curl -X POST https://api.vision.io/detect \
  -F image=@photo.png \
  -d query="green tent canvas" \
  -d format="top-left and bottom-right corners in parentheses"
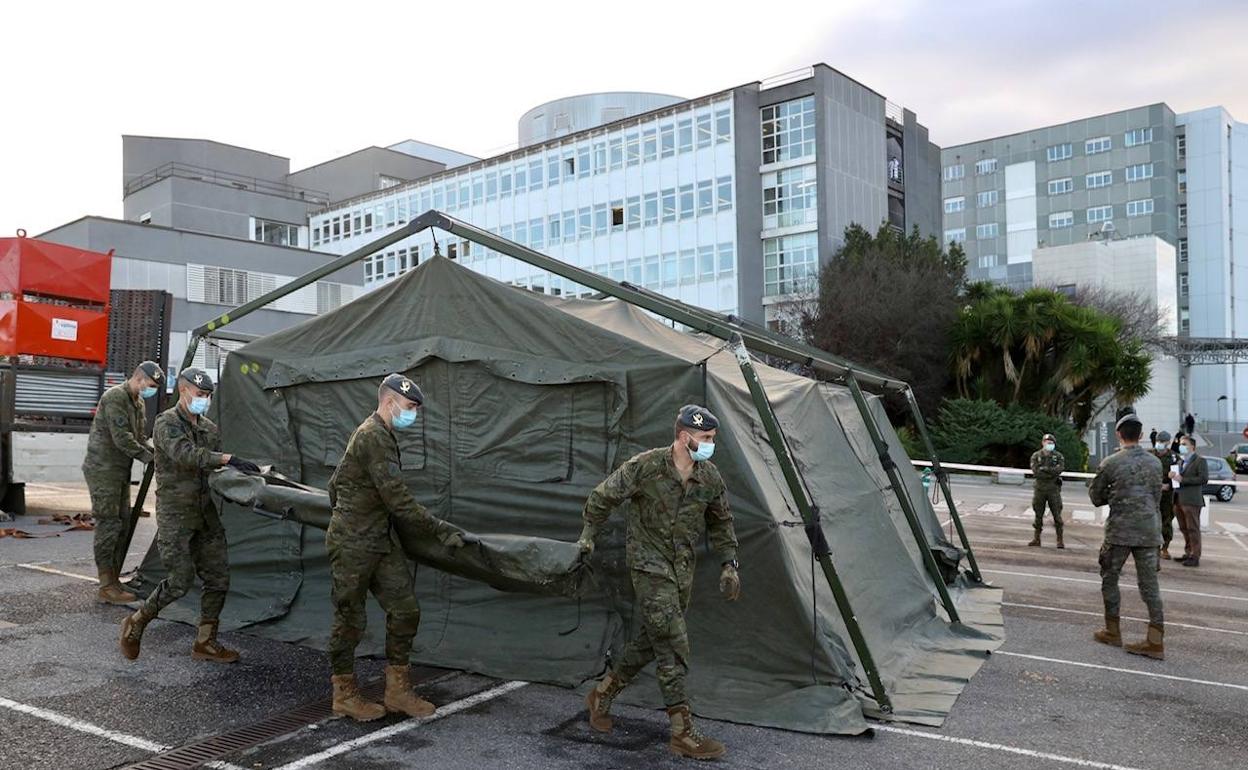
top-left (134, 254), bottom-right (1002, 735)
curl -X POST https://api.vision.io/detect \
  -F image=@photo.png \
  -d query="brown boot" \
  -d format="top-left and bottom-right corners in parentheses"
top-left (1124, 624), bottom-right (1164, 660)
top-left (1028, 530), bottom-right (1041, 547)
top-left (331, 674), bottom-right (386, 722)
top-left (1055, 531), bottom-right (1065, 549)
top-left (383, 664), bottom-right (436, 718)
top-left (1093, 615), bottom-right (1122, 647)
top-left (119, 608), bottom-right (153, 660)
top-left (96, 570), bottom-right (137, 605)
top-left (667, 704), bottom-right (725, 760)
top-left (191, 620), bottom-right (240, 663)
top-left (1160, 547), bottom-right (1172, 560)
top-left (586, 671), bottom-right (627, 733)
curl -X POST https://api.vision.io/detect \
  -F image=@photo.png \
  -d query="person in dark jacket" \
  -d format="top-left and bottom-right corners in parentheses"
top-left (1171, 435), bottom-right (1208, 567)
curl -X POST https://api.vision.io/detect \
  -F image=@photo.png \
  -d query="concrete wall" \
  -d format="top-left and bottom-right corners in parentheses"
top-left (902, 109), bottom-right (942, 239)
top-left (288, 148), bottom-right (445, 205)
top-left (124, 177), bottom-right (318, 239)
top-left (12, 433), bottom-right (90, 483)
top-left (123, 136), bottom-right (290, 188)
top-left (731, 86), bottom-right (765, 324)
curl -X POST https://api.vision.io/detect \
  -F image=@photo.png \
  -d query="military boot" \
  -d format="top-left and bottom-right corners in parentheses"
top-left (191, 620), bottom-right (240, 663)
top-left (383, 664), bottom-right (436, 718)
top-left (1093, 615), bottom-right (1122, 647)
top-left (119, 607), bottom-right (154, 660)
top-left (1160, 547), bottom-right (1172, 560)
top-left (586, 671), bottom-right (627, 733)
top-left (667, 704), bottom-right (725, 760)
top-left (331, 674), bottom-right (386, 722)
top-left (1124, 624), bottom-right (1164, 660)
top-left (1028, 530), bottom-right (1041, 547)
top-left (96, 570), bottom-right (137, 605)
top-left (1055, 530), bottom-right (1065, 549)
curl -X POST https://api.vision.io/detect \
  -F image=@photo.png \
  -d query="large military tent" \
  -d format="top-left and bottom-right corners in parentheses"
top-left (133, 253), bottom-right (1002, 735)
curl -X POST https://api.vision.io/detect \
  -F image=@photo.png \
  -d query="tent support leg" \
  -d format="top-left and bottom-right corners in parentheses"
top-left (844, 373), bottom-right (961, 624)
top-left (729, 335), bottom-right (892, 714)
top-left (903, 387), bottom-right (982, 583)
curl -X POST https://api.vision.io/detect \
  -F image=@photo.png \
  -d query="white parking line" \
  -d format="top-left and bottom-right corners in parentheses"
top-left (1002, 602), bottom-right (1248, 637)
top-left (16, 564), bottom-right (98, 582)
top-left (875, 724), bottom-right (1144, 769)
top-left (982, 568), bottom-right (1248, 602)
top-left (0, 695), bottom-right (246, 770)
top-left (1227, 533), bottom-right (1248, 554)
top-left (270, 680), bottom-right (529, 770)
top-left (994, 651), bottom-right (1248, 692)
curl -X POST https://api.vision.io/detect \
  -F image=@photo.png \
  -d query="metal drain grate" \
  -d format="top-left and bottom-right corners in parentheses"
top-left (122, 667), bottom-right (440, 769)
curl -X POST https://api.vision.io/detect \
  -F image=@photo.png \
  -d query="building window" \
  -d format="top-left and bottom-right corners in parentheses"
top-left (1125, 127), bottom-right (1154, 147)
top-left (1177, 134), bottom-right (1187, 160)
top-left (1085, 136), bottom-right (1112, 155)
top-left (762, 165), bottom-right (818, 229)
top-left (660, 124), bottom-right (675, 158)
top-left (577, 146), bottom-right (591, 178)
top-left (1179, 238), bottom-right (1188, 263)
top-left (594, 204), bottom-right (609, 236)
top-left (975, 158), bottom-right (998, 175)
top-left (1049, 211), bottom-right (1074, 229)
top-left (1179, 308), bottom-right (1190, 334)
top-left (609, 137), bottom-right (624, 170)
top-left (976, 222), bottom-right (999, 239)
top-left (1047, 143), bottom-right (1073, 162)
top-left (977, 254), bottom-right (998, 269)
top-left (1178, 170), bottom-right (1187, 194)
top-left (626, 196), bottom-right (642, 230)
top-left (1126, 198), bottom-right (1155, 217)
top-left (696, 113), bottom-right (714, 148)
top-left (716, 176), bottom-right (733, 211)
top-left (642, 129), bottom-right (658, 162)
top-left (677, 119), bottom-right (694, 153)
top-left (718, 242), bottom-right (735, 277)
top-left (1178, 203), bottom-right (1187, 227)
top-left (661, 188), bottom-right (677, 222)
top-left (761, 96), bottom-right (816, 165)
top-left (715, 108), bottom-right (732, 143)
top-left (252, 218), bottom-right (300, 247)
top-left (611, 203), bottom-right (625, 229)
top-left (378, 174), bottom-right (404, 190)
top-left (678, 184), bottom-right (696, 220)
top-left (1087, 205), bottom-right (1114, 224)
top-left (944, 228), bottom-right (966, 244)
top-left (1048, 177), bottom-right (1073, 195)
top-left (625, 133), bottom-right (641, 166)
top-left (763, 232), bottom-right (818, 296)
top-left (944, 196), bottom-right (965, 214)
top-left (1086, 170), bottom-right (1113, 189)
top-left (643, 193), bottom-right (659, 226)
top-left (943, 164), bottom-right (965, 182)
top-left (1179, 273), bottom-right (1189, 297)
top-left (697, 180), bottom-right (714, 216)
top-left (977, 190), bottom-right (999, 208)
top-left (1125, 163), bottom-right (1154, 182)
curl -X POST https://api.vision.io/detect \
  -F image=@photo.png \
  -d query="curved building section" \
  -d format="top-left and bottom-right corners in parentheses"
top-left (519, 92), bottom-right (685, 146)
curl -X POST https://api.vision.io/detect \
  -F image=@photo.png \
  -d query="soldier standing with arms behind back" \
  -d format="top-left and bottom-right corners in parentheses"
top-left (1091, 412), bottom-right (1166, 660)
top-left (577, 405), bottom-right (740, 761)
top-left (118, 368), bottom-right (260, 662)
top-left (1029, 433), bottom-right (1066, 548)
top-left (83, 361), bottom-right (162, 604)
top-left (326, 374), bottom-right (469, 723)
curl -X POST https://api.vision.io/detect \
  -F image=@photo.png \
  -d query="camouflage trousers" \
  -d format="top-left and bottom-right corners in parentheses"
top-left (1032, 485), bottom-right (1063, 532)
top-left (1099, 544), bottom-right (1164, 627)
top-left (141, 522), bottom-right (229, 623)
top-left (1159, 492), bottom-right (1175, 548)
top-left (85, 467), bottom-right (131, 574)
top-left (613, 570), bottom-right (694, 708)
top-left (327, 545), bottom-right (421, 676)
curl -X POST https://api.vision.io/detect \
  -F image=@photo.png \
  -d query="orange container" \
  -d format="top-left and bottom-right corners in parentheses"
top-left (0, 232), bottom-right (112, 305)
top-left (0, 300), bottom-right (110, 363)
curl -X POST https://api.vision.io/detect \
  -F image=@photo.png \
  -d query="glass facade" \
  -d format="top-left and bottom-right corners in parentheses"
top-left (763, 232), bottom-right (818, 296)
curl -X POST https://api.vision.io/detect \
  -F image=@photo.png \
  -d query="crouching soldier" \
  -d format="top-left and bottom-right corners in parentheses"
top-left (577, 405), bottom-right (740, 760)
top-left (326, 373), bottom-right (469, 722)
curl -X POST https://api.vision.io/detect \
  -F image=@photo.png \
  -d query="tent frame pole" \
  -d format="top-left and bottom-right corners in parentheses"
top-left (844, 372), bottom-right (961, 623)
top-left (903, 387), bottom-right (982, 582)
top-left (729, 335), bottom-right (892, 714)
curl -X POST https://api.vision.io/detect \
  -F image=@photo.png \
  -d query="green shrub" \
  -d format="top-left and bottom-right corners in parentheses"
top-left (931, 398), bottom-right (1089, 471)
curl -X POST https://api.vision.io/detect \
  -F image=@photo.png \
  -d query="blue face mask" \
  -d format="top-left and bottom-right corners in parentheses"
top-left (1155, 443), bottom-right (1168, 452)
top-left (140, 386), bottom-right (158, 400)
top-left (188, 396), bottom-right (211, 415)
top-left (689, 439), bottom-right (715, 462)
top-left (1043, 443), bottom-right (1055, 452)
top-left (393, 408), bottom-right (418, 430)
top-left (1179, 444), bottom-right (1191, 456)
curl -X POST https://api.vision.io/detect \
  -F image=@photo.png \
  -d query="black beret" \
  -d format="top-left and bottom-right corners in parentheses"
top-left (179, 367), bottom-right (214, 392)
top-left (677, 404), bottom-right (718, 431)
top-left (383, 373), bottom-right (424, 405)
top-left (138, 361), bottom-right (163, 381)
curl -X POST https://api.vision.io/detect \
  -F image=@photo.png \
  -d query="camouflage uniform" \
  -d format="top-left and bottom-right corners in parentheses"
top-left (1030, 448), bottom-right (1066, 534)
top-left (582, 446), bottom-right (738, 707)
top-left (138, 404), bottom-right (229, 622)
top-left (326, 413), bottom-right (448, 676)
top-left (1089, 445), bottom-right (1164, 627)
top-left (1152, 446), bottom-right (1178, 550)
top-left (82, 384), bottom-right (152, 574)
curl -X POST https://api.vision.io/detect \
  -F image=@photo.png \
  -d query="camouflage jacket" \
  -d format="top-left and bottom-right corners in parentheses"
top-left (327, 413), bottom-right (444, 554)
top-left (1030, 449), bottom-right (1065, 489)
top-left (582, 446), bottom-right (738, 581)
top-left (1152, 448), bottom-right (1178, 498)
top-left (82, 384), bottom-right (152, 473)
top-left (1089, 445), bottom-right (1163, 547)
top-left (153, 404), bottom-right (224, 530)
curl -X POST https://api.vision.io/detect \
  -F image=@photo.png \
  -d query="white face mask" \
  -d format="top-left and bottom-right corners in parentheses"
top-left (1043, 443), bottom-right (1055, 452)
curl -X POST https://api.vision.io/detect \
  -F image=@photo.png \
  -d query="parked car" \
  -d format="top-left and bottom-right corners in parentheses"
top-left (1230, 443), bottom-right (1248, 473)
top-left (1202, 456), bottom-right (1237, 502)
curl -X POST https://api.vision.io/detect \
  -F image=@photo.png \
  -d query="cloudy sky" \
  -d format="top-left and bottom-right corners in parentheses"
top-left (3, 0), bottom-right (1245, 237)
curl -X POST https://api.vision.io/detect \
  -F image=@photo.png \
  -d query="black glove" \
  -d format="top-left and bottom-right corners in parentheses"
top-left (227, 457), bottom-right (262, 474)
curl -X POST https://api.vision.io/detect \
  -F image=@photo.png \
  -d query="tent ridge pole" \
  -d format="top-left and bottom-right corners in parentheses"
top-left (729, 334), bottom-right (892, 714)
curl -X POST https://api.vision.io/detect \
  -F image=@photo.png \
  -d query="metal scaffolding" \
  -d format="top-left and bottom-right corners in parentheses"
top-left (1156, 337), bottom-right (1248, 366)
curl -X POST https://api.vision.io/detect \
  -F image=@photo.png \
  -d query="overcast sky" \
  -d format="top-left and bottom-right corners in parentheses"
top-left (3, 0), bottom-right (1245, 237)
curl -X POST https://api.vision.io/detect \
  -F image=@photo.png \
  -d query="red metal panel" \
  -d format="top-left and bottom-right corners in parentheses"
top-left (0, 300), bottom-right (109, 363)
top-left (0, 235), bottom-right (112, 304)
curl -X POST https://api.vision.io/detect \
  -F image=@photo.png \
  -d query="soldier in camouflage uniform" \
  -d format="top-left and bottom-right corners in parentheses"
top-left (83, 361), bottom-right (162, 604)
top-left (119, 368), bottom-right (260, 663)
top-left (578, 405), bottom-right (740, 761)
top-left (1151, 430), bottom-right (1179, 562)
top-left (326, 373), bottom-right (468, 723)
top-left (1089, 412), bottom-right (1166, 659)
top-left (1029, 433), bottom-right (1066, 548)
